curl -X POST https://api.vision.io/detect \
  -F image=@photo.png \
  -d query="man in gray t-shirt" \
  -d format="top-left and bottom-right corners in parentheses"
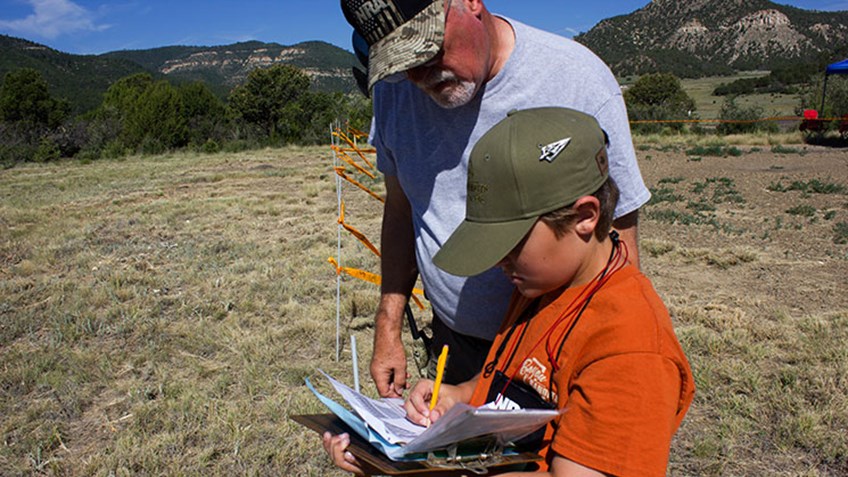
top-left (341, 0), bottom-right (650, 398)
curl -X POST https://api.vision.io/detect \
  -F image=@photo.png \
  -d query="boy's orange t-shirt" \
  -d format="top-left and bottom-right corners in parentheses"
top-left (469, 265), bottom-right (694, 477)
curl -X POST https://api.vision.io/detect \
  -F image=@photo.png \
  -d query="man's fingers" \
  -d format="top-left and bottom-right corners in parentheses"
top-left (373, 375), bottom-right (393, 397)
top-left (372, 361), bottom-right (407, 398)
top-left (391, 368), bottom-right (408, 395)
top-left (371, 333), bottom-right (409, 397)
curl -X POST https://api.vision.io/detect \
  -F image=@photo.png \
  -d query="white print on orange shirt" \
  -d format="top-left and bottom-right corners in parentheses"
top-left (486, 394), bottom-right (522, 411)
top-left (520, 358), bottom-right (558, 403)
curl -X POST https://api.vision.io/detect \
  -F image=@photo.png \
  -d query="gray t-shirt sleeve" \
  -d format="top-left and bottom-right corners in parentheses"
top-left (594, 92), bottom-right (651, 218)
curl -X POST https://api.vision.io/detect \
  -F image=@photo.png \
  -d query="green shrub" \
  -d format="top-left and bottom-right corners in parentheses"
top-left (771, 145), bottom-right (799, 154)
top-left (648, 187), bottom-right (685, 205)
top-left (804, 179), bottom-right (846, 195)
top-left (726, 147), bottom-right (743, 157)
top-left (139, 136), bottom-right (166, 156)
top-left (833, 222), bottom-right (848, 244)
top-left (0, 142), bottom-right (36, 165)
top-left (686, 145), bottom-right (725, 157)
top-left (222, 139), bottom-right (254, 153)
top-left (202, 139), bottom-right (221, 154)
top-left (769, 179), bottom-right (846, 195)
top-left (688, 200), bottom-right (716, 212)
top-left (646, 209), bottom-right (701, 225)
top-left (75, 148), bottom-right (100, 162)
top-left (786, 205), bottom-right (817, 217)
top-left (33, 138), bottom-right (61, 163)
top-left (625, 73), bottom-right (696, 134)
top-left (716, 97), bottom-right (779, 135)
top-left (101, 140), bottom-right (128, 159)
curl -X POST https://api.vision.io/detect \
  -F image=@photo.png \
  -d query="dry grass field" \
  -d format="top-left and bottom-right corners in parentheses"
top-left (1, 136), bottom-right (846, 476)
top-left (679, 73), bottom-right (801, 120)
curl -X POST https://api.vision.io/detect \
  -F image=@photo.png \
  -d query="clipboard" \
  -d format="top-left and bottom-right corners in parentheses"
top-left (291, 413), bottom-right (543, 476)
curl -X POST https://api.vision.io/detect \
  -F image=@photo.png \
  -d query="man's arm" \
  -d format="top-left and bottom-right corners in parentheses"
top-left (371, 175), bottom-right (419, 398)
top-left (612, 209), bottom-right (640, 270)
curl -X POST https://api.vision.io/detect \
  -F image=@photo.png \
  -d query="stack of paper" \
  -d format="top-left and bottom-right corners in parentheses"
top-left (306, 370), bottom-right (560, 461)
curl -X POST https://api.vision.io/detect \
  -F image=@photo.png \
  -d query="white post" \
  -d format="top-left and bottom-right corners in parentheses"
top-left (351, 334), bottom-right (360, 392)
top-left (332, 121), bottom-right (343, 362)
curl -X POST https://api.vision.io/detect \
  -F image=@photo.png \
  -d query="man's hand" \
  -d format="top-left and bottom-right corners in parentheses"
top-left (371, 174), bottom-right (418, 398)
top-left (370, 319), bottom-right (409, 397)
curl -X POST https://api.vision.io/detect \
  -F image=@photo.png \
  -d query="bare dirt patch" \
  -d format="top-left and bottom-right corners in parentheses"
top-left (639, 144), bottom-right (846, 311)
top-left (636, 144), bottom-right (848, 475)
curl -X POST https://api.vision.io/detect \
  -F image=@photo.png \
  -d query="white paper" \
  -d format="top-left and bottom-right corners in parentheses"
top-left (312, 370), bottom-right (561, 458)
top-left (402, 404), bottom-right (561, 454)
top-left (319, 369), bottom-right (425, 444)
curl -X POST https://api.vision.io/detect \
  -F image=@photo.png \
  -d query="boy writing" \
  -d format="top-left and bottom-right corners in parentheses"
top-left (324, 107), bottom-right (694, 476)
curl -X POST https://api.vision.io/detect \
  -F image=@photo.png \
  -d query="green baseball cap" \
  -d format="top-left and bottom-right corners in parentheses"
top-left (433, 107), bottom-right (610, 277)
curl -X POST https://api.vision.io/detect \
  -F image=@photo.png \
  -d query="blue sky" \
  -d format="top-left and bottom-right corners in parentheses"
top-left (1, 0), bottom-right (847, 55)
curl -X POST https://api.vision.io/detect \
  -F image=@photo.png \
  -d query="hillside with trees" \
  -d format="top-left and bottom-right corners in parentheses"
top-left (1, 35), bottom-right (359, 114)
top-left (0, 65), bottom-right (371, 166)
top-left (0, 35), bottom-right (149, 114)
top-left (576, 0), bottom-right (848, 78)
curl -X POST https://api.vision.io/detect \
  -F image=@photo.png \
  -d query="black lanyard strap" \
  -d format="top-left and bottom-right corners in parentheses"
top-left (482, 298), bottom-right (539, 379)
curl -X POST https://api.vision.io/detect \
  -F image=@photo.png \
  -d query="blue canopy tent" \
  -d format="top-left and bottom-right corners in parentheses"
top-left (819, 58), bottom-right (848, 113)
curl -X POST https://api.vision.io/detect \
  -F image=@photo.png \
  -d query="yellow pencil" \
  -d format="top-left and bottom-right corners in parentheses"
top-left (429, 345), bottom-right (449, 411)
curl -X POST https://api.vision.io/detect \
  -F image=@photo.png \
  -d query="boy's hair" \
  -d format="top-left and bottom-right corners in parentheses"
top-left (540, 177), bottom-right (620, 241)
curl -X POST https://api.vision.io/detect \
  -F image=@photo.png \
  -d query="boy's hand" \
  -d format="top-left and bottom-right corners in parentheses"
top-left (404, 380), bottom-right (468, 426)
top-left (321, 432), bottom-right (367, 476)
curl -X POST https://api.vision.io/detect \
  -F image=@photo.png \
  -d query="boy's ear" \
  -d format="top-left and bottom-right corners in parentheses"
top-left (572, 196), bottom-right (601, 237)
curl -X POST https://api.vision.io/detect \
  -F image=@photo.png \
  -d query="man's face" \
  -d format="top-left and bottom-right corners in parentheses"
top-left (405, 1), bottom-right (489, 108)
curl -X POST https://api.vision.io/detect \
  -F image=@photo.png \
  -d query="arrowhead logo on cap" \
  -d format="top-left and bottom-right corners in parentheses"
top-left (538, 137), bottom-right (571, 162)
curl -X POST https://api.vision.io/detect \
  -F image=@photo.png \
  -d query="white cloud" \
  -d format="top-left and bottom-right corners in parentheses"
top-left (0, 0), bottom-right (109, 39)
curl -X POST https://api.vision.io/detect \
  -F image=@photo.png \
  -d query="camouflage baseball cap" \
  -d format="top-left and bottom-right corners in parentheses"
top-left (341, 0), bottom-right (445, 90)
top-left (434, 107), bottom-right (610, 277)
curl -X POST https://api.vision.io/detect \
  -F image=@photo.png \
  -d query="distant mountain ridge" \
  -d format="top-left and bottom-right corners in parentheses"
top-left (0, 35), bottom-right (358, 113)
top-left (0, 35), bottom-right (148, 113)
top-left (102, 40), bottom-right (357, 97)
top-left (575, 0), bottom-right (848, 77)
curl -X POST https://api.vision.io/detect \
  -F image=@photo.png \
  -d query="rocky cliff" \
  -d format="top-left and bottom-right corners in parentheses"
top-left (576, 0), bottom-right (848, 77)
top-left (104, 40), bottom-right (358, 95)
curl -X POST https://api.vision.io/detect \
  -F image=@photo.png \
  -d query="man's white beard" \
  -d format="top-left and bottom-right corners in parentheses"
top-left (416, 69), bottom-right (477, 109)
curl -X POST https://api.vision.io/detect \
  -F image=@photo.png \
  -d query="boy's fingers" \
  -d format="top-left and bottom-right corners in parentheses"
top-left (403, 399), bottom-right (428, 426)
top-left (404, 380), bottom-right (435, 425)
top-left (410, 389), bottom-right (430, 413)
top-left (321, 432), bottom-right (367, 475)
top-left (321, 431), bottom-right (335, 453)
top-left (323, 434), bottom-right (349, 461)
